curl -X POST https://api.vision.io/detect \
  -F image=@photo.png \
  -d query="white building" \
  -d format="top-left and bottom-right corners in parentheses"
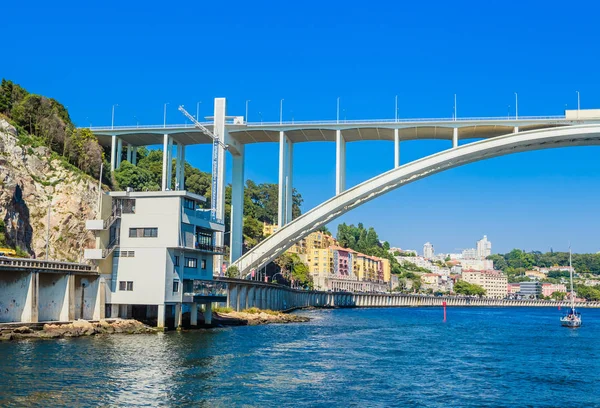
top-left (477, 235), bottom-right (492, 259)
top-left (423, 242), bottom-right (434, 259)
top-left (459, 259), bottom-right (494, 271)
top-left (84, 190), bottom-right (226, 329)
top-left (462, 248), bottom-right (478, 259)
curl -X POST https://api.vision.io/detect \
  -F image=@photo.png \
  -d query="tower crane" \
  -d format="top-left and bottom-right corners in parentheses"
top-left (178, 105), bottom-right (228, 219)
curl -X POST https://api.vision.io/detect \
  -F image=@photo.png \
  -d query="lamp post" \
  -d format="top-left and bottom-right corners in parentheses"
top-left (280, 99), bottom-right (284, 124)
top-left (245, 100), bottom-right (251, 123)
top-left (196, 101), bottom-right (202, 121)
top-left (337, 97), bottom-right (340, 124)
top-left (395, 95), bottom-right (398, 122)
top-left (453, 94), bottom-right (457, 121)
top-left (258, 111), bottom-right (263, 124)
top-left (515, 92), bottom-right (518, 120)
top-left (111, 104), bottom-right (118, 129)
top-left (134, 115), bottom-right (139, 128)
top-left (164, 103), bottom-right (169, 127)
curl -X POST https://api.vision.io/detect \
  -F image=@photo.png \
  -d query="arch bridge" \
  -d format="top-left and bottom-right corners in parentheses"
top-left (87, 101), bottom-right (600, 274)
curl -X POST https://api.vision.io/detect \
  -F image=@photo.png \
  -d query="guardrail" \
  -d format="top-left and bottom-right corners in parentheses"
top-left (184, 280), bottom-right (228, 297)
top-left (86, 115), bottom-right (574, 131)
top-left (0, 257), bottom-right (96, 274)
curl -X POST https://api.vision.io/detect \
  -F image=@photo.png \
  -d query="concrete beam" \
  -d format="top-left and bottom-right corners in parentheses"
top-left (162, 134), bottom-right (169, 191)
top-left (394, 128), bottom-right (400, 167)
top-left (230, 144), bottom-right (245, 263)
top-left (110, 135), bottom-right (117, 171)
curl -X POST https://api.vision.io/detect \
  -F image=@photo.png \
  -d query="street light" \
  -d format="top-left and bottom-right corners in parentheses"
top-left (453, 94), bottom-right (457, 121)
top-left (245, 100), bottom-right (251, 123)
top-left (395, 95), bottom-right (398, 122)
top-left (280, 99), bottom-right (284, 124)
top-left (111, 104), bottom-right (118, 129)
top-left (196, 101), bottom-right (202, 121)
top-left (134, 115), bottom-right (139, 127)
top-left (258, 111), bottom-right (263, 124)
top-left (515, 92), bottom-right (518, 120)
top-left (164, 103), bottom-right (169, 127)
top-left (337, 97), bottom-right (340, 124)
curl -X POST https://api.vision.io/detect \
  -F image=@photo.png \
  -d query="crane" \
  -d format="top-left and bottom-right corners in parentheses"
top-left (178, 105), bottom-right (228, 219)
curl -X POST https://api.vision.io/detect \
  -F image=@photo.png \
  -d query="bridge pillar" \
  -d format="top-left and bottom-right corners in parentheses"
top-left (110, 135), bottom-right (117, 171)
top-left (190, 303), bottom-right (198, 326)
top-left (59, 274), bottom-right (75, 321)
top-left (230, 144), bottom-right (245, 262)
top-left (394, 128), bottom-right (401, 167)
top-left (214, 98), bottom-right (228, 276)
top-left (126, 144), bottom-right (132, 163)
top-left (452, 128), bottom-right (458, 148)
top-left (166, 137), bottom-right (174, 188)
top-left (21, 272), bottom-right (39, 323)
top-left (278, 132), bottom-right (293, 227)
top-left (161, 134), bottom-right (170, 191)
top-left (336, 130), bottom-right (346, 194)
top-left (175, 143), bottom-right (186, 191)
top-left (116, 138), bottom-right (123, 169)
top-left (132, 146), bottom-right (137, 165)
top-left (514, 126), bottom-right (519, 133)
top-left (157, 304), bottom-right (165, 328)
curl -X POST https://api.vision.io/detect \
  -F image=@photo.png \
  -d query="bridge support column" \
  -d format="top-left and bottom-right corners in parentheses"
top-left (278, 132), bottom-right (293, 227)
top-left (132, 147), bottom-right (137, 165)
top-left (110, 135), bottom-right (117, 171)
top-left (59, 274), bottom-right (75, 321)
top-left (157, 304), bottom-right (165, 328)
top-left (161, 134), bottom-right (170, 191)
top-left (21, 272), bottom-right (39, 323)
top-left (336, 130), bottom-right (346, 194)
top-left (116, 138), bottom-right (123, 169)
top-left (394, 128), bottom-right (400, 167)
top-left (452, 128), bottom-right (458, 148)
top-left (190, 303), bottom-right (198, 326)
top-left (126, 145), bottom-right (132, 163)
top-left (514, 126), bottom-right (519, 133)
top-left (231, 145), bottom-right (245, 262)
top-left (166, 137), bottom-right (174, 189)
top-left (175, 143), bottom-right (186, 191)
top-left (214, 98), bottom-right (228, 276)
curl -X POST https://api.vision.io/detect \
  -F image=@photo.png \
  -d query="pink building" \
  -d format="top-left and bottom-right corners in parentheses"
top-left (542, 283), bottom-right (567, 297)
top-left (507, 283), bottom-right (520, 294)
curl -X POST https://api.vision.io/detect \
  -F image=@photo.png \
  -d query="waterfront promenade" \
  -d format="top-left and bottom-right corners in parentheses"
top-left (219, 278), bottom-right (600, 312)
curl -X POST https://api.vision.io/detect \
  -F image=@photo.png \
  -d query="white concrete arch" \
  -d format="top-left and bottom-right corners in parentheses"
top-left (233, 124), bottom-right (600, 273)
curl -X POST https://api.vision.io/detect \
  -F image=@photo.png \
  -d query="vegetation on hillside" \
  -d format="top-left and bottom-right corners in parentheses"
top-left (0, 79), bottom-right (107, 183)
top-left (488, 249), bottom-right (600, 276)
top-left (273, 252), bottom-right (313, 289)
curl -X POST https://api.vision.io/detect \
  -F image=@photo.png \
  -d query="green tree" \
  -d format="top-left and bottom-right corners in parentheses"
top-left (114, 161), bottom-right (160, 191)
top-left (226, 265), bottom-right (240, 279)
top-left (454, 280), bottom-right (486, 297)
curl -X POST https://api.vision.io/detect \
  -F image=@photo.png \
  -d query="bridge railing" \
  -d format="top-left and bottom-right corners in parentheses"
top-left (86, 115), bottom-right (572, 131)
top-left (0, 257), bottom-right (96, 274)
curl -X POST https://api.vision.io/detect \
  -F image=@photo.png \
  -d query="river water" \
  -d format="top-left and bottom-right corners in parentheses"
top-left (1, 307), bottom-right (599, 407)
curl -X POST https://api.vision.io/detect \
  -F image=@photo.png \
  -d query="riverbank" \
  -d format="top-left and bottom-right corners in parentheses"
top-left (0, 319), bottom-right (157, 341)
top-left (215, 307), bottom-right (310, 326)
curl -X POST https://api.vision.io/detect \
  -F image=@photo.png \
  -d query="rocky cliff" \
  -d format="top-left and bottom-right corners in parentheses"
top-left (0, 119), bottom-right (100, 262)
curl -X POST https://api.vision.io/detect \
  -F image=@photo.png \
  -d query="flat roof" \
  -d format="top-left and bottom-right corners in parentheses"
top-left (108, 190), bottom-right (207, 202)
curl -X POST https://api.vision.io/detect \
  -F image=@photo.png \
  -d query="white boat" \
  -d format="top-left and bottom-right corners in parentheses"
top-left (560, 247), bottom-right (582, 328)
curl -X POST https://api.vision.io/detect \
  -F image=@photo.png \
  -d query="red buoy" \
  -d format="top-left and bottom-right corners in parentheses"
top-left (443, 301), bottom-right (447, 322)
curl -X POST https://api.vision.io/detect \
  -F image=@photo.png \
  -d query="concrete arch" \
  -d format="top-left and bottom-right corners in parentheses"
top-left (233, 124), bottom-right (600, 273)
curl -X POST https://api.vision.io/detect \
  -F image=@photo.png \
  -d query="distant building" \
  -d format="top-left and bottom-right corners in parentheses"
top-left (462, 248), bottom-right (478, 259)
top-left (519, 281), bottom-right (542, 298)
top-left (461, 270), bottom-right (508, 299)
top-left (263, 223), bottom-right (279, 236)
top-left (476, 235), bottom-right (492, 259)
top-left (423, 242), bottom-right (434, 259)
top-left (459, 259), bottom-right (494, 271)
top-left (542, 283), bottom-right (567, 297)
top-left (525, 270), bottom-right (546, 280)
top-left (507, 283), bottom-right (521, 294)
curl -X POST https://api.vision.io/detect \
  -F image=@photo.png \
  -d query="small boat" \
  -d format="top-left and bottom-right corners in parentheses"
top-left (560, 247), bottom-right (581, 328)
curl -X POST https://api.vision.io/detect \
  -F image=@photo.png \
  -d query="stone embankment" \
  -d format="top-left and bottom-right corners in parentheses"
top-left (216, 308), bottom-right (310, 326)
top-left (0, 319), bottom-right (156, 341)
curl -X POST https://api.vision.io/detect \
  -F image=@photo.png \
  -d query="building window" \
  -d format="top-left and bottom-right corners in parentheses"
top-left (174, 256), bottom-right (180, 266)
top-left (115, 250), bottom-right (135, 258)
top-left (195, 228), bottom-right (213, 249)
top-left (173, 280), bottom-right (179, 293)
top-left (185, 257), bottom-right (197, 268)
top-left (183, 198), bottom-right (196, 210)
top-left (129, 228), bottom-right (158, 238)
top-left (119, 281), bottom-right (134, 291)
top-left (201, 259), bottom-right (206, 269)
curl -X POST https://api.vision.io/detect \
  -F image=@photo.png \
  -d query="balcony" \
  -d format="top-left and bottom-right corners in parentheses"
top-left (194, 242), bottom-right (226, 254)
top-left (86, 213), bottom-right (120, 231)
top-left (83, 237), bottom-right (119, 260)
top-left (183, 280), bottom-right (228, 303)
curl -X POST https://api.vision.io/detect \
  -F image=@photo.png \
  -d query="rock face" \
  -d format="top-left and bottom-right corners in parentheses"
top-left (217, 309), bottom-right (310, 326)
top-left (0, 319), bottom-right (157, 340)
top-left (0, 119), bottom-right (100, 261)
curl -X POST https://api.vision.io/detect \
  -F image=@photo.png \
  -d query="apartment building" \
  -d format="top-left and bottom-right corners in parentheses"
top-left (84, 190), bottom-right (226, 328)
top-left (461, 269), bottom-right (508, 299)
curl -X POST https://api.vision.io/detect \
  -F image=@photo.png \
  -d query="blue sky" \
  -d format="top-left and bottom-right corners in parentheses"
top-left (3, 0), bottom-right (600, 254)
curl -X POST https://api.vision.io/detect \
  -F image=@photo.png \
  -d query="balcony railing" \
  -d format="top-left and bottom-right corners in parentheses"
top-left (184, 280), bottom-right (228, 298)
top-left (194, 242), bottom-right (226, 254)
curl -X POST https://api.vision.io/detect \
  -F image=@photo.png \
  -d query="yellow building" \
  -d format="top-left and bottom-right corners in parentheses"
top-left (262, 223), bottom-right (279, 236)
top-left (525, 270), bottom-right (546, 280)
top-left (461, 270), bottom-right (508, 299)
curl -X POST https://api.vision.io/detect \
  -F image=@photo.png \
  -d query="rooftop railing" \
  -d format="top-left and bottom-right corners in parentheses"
top-left (0, 257), bottom-right (96, 273)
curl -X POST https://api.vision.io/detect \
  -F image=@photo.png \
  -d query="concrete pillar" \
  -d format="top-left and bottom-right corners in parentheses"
top-left (335, 129), bottom-right (346, 194)
top-left (174, 303), bottom-right (182, 329)
top-left (204, 303), bottom-right (212, 324)
top-left (452, 128), bottom-right (458, 148)
top-left (278, 131), bottom-right (290, 227)
top-left (285, 140), bottom-right (294, 224)
top-left (157, 305), bottom-right (165, 328)
top-left (92, 277), bottom-right (105, 320)
top-left (110, 304), bottom-right (119, 318)
top-left (514, 126), bottom-right (519, 133)
top-left (110, 135), bottom-right (117, 171)
top-left (116, 138), bottom-right (123, 169)
top-left (190, 303), bottom-right (198, 326)
top-left (394, 128), bottom-right (400, 167)
top-left (214, 98), bottom-right (227, 276)
top-left (166, 137), bottom-right (173, 189)
top-left (174, 143), bottom-right (182, 190)
top-left (21, 272), bottom-right (39, 323)
top-left (230, 145), bottom-right (245, 262)
top-left (162, 134), bottom-right (169, 191)
top-left (126, 145), bottom-right (132, 163)
top-left (59, 274), bottom-right (75, 321)
top-left (180, 144), bottom-right (186, 189)
top-left (132, 147), bottom-right (137, 165)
